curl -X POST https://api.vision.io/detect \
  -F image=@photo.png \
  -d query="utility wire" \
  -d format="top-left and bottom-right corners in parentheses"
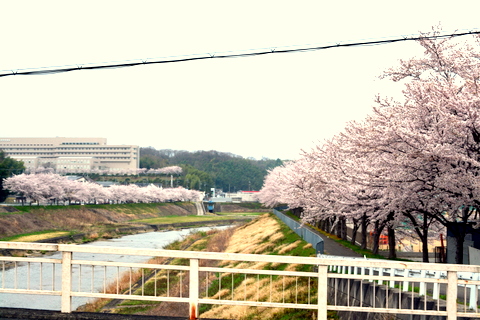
top-left (0, 30), bottom-right (479, 78)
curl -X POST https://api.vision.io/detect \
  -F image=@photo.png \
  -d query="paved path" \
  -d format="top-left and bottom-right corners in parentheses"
top-left (195, 201), bottom-right (205, 215)
top-left (320, 233), bottom-right (363, 258)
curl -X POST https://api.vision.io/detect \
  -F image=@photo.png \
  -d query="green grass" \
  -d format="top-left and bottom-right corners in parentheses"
top-left (118, 300), bottom-right (158, 306)
top-left (113, 305), bottom-right (154, 314)
top-left (0, 208), bottom-right (24, 215)
top-left (9, 202), bottom-right (169, 214)
top-left (214, 212), bottom-right (263, 216)
top-left (0, 230), bottom-right (72, 242)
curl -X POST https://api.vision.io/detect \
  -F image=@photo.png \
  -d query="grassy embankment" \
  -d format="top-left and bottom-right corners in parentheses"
top-left (82, 213), bottom-right (337, 320)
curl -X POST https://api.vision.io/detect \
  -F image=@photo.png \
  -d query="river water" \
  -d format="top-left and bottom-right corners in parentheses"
top-left (0, 226), bottom-right (231, 311)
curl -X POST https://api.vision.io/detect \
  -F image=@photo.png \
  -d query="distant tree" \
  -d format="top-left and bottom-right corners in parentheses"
top-left (140, 155), bottom-right (161, 169)
top-left (0, 151), bottom-right (25, 202)
top-left (4, 173), bottom-right (203, 205)
top-left (137, 148), bottom-right (284, 193)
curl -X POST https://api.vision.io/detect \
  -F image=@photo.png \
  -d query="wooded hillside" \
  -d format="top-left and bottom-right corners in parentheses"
top-left (140, 148), bottom-right (283, 192)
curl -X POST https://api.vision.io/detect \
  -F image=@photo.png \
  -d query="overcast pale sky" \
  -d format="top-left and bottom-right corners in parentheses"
top-left (1, 1), bottom-right (479, 160)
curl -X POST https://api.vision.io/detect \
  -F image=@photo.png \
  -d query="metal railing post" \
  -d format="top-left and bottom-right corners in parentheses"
top-left (419, 269), bottom-right (426, 296)
top-left (61, 251), bottom-right (72, 313)
top-left (189, 258), bottom-right (199, 320)
top-left (317, 264), bottom-right (328, 320)
top-left (469, 272), bottom-right (479, 309)
top-left (447, 270), bottom-right (457, 320)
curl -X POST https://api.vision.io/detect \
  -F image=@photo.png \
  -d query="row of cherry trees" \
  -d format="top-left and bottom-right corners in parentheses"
top-left (3, 173), bottom-right (202, 205)
top-left (259, 30), bottom-right (480, 263)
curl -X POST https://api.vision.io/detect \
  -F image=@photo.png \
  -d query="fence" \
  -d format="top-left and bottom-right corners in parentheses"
top-left (272, 209), bottom-right (324, 254)
top-left (1, 242), bottom-right (480, 319)
top-left (322, 254), bottom-right (480, 314)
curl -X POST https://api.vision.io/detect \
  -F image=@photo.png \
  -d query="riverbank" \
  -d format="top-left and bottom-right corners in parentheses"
top-left (0, 207), bottom-right (333, 319)
top-left (85, 213), bottom-right (328, 320)
top-left (0, 202), bottom-right (257, 245)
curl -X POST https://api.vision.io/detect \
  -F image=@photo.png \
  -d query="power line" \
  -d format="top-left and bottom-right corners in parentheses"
top-left (1, 30), bottom-right (479, 78)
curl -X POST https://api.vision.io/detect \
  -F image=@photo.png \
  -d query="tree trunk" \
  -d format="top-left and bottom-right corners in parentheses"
top-left (403, 211), bottom-right (431, 263)
top-left (336, 216), bottom-right (342, 238)
top-left (329, 217), bottom-right (336, 234)
top-left (351, 218), bottom-right (359, 246)
top-left (340, 217), bottom-right (347, 240)
top-left (291, 207), bottom-right (303, 219)
top-left (421, 234), bottom-right (430, 262)
top-left (387, 225), bottom-right (396, 259)
top-left (421, 212), bottom-right (430, 263)
top-left (361, 213), bottom-right (368, 250)
top-left (449, 221), bottom-right (467, 264)
top-left (372, 220), bottom-right (380, 255)
top-left (322, 219), bottom-right (327, 231)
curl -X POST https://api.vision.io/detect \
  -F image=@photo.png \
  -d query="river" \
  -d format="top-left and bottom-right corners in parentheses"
top-left (0, 226), bottom-right (231, 311)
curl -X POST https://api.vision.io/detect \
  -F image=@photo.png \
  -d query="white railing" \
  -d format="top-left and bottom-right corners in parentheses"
top-left (1, 242), bottom-right (480, 320)
top-left (322, 254), bottom-right (480, 311)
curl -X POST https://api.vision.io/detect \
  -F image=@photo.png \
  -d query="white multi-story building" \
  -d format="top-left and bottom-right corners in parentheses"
top-left (0, 137), bottom-right (139, 172)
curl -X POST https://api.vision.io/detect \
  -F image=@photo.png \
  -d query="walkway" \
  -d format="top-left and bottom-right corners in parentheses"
top-left (195, 201), bottom-right (205, 215)
top-left (320, 233), bottom-right (363, 258)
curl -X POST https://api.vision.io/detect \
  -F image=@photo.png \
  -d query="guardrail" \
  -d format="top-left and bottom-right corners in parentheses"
top-left (322, 253), bottom-right (480, 310)
top-left (272, 209), bottom-right (324, 254)
top-left (1, 242), bottom-right (480, 320)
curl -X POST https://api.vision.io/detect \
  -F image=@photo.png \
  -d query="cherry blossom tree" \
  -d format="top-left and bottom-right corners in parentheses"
top-left (370, 31), bottom-right (480, 263)
top-left (259, 29), bottom-right (480, 263)
top-left (338, 31), bottom-right (480, 262)
top-left (4, 172), bottom-right (202, 206)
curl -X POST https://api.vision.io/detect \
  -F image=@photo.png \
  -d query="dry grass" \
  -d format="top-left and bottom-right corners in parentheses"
top-left (77, 230), bottom-right (209, 313)
top-left (13, 231), bottom-right (70, 242)
top-left (77, 264), bottom-right (151, 312)
top-left (199, 214), bottom-right (317, 320)
top-left (278, 239), bottom-right (301, 254)
top-left (79, 214), bottom-right (317, 319)
top-left (201, 274), bottom-right (313, 320)
top-left (139, 227), bottom-right (238, 317)
top-left (222, 214), bottom-right (281, 256)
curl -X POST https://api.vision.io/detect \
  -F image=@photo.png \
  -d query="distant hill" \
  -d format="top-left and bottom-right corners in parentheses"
top-left (140, 148), bottom-right (284, 193)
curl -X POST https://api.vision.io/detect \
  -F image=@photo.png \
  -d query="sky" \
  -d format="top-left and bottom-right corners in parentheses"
top-left (1, 1), bottom-right (479, 161)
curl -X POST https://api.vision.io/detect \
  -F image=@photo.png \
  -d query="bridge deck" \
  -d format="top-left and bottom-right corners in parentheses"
top-left (0, 308), bottom-right (225, 320)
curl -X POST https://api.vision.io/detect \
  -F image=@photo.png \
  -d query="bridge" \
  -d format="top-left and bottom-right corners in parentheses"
top-left (0, 242), bottom-right (480, 320)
